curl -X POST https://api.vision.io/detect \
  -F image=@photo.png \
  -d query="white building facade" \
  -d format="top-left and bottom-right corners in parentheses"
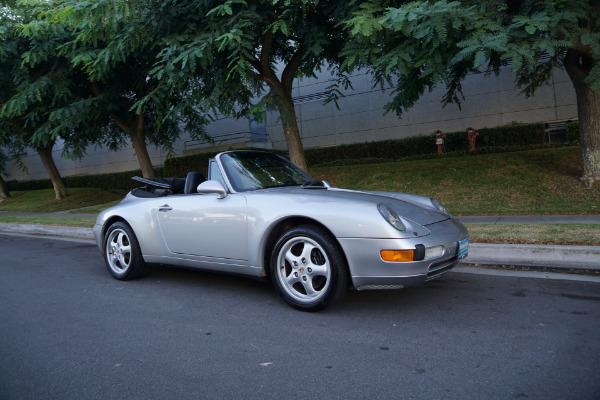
top-left (4, 66), bottom-right (577, 181)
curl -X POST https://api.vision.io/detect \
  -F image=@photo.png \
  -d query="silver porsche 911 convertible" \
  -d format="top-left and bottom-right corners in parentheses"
top-left (94, 150), bottom-right (469, 311)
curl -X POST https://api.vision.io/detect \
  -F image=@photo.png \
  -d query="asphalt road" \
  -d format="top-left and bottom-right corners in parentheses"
top-left (1, 234), bottom-right (599, 400)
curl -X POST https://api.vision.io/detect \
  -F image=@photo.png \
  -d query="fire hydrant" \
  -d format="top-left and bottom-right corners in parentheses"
top-left (435, 130), bottom-right (446, 154)
top-left (466, 127), bottom-right (479, 151)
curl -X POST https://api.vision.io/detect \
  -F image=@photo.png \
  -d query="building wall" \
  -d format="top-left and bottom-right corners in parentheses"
top-left (3, 66), bottom-right (577, 182)
top-left (267, 66), bottom-right (576, 150)
top-left (3, 135), bottom-right (187, 181)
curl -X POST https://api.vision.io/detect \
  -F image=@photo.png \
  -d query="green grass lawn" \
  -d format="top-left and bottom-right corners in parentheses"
top-left (466, 224), bottom-right (600, 246)
top-left (3, 147), bottom-right (596, 216)
top-left (1, 147), bottom-right (599, 245)
top-left (0, 215), bottom-right (96, 227)
top-left (0, 187), bottom-right (124, 213)
top-left (310, 146), bottom-right (600, 215)
top-left (74, 200), bottom-right (122, 214)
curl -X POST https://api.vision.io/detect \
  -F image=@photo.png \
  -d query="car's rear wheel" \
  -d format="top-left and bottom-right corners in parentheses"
top-left (103, 221), bottom-right (149, 280)
top-left (270, 225), bottom-right (348, 311)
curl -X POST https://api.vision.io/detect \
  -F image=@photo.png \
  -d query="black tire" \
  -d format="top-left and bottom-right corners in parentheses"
top-left (103, 221), bottom-right (149, 280)
top-left (270, 225), bottom-right (349, 311)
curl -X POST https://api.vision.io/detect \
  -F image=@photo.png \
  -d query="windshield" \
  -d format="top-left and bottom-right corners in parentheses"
top-left (220, 152), bottom-right (313, 192)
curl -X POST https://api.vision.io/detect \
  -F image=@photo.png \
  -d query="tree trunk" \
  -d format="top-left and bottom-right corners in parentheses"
top-left (90, 81), bottom-right (155, 179)
top-left (250, 34), bottom-right (309, 171)
top-left (575, 86), bottom-right (600, 188)
top-left (0, 175), bottom-right (9, 201)
top-left (564, 48), bottom-right (600, 188)
top-left (36, 145), bottom-right (68, 200)
top-left (130, 113), bottom-right (155, 179)
top-left (275, 88), bottom-right (308, 171)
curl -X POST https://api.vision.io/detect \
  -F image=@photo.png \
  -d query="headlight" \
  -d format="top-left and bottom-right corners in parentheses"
top-left (431, 198), bottom-right (450, 216)
top-left (378, 204), bottom-right (406, 232)
top-left (425, 245), bottom-right (444, 259)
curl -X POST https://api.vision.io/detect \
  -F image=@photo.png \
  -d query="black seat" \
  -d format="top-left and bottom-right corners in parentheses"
top-left (184, 171), bottom-right (206, 194)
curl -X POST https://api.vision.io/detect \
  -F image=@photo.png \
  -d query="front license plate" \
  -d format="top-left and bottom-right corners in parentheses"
top-left (458, 238), bottom-right (469, 260)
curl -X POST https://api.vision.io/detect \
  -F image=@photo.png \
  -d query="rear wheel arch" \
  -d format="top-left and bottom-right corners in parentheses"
top-left (101, 216), bottom-right (129, 239)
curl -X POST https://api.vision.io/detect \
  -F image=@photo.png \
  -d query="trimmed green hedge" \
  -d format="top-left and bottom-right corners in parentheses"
top-left (8, 167), bottom-right (164, 192)
top-left (162, 123), bottom-right (546, 172)
top-left (163, 151), bottom-right (217, 178)
top-left (312, 143), bottom-right (571, 167)
top-left (162, 147), bottom-right (287, 177)
top-left (566, 121), bottom-right (580, 144)
top-left (303, 123), bottom-right (545, 166)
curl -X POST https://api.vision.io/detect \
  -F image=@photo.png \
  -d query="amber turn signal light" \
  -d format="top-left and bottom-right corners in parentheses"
top-left (380, 250), bottom-right (414, 262)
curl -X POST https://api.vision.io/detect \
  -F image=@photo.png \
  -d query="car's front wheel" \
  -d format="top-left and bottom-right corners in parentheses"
top-left (270, 225), bottom-right (348, 311)
top-left (103, 221), bottom-right (149, 280)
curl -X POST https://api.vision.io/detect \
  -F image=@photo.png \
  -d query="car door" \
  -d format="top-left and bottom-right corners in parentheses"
top-left (155, 193), bottom-right (248, 261)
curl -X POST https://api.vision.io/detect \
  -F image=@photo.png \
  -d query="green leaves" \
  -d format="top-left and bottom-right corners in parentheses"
top-left (345, 0), bottom-right (600, 116)
top-left (207, 0), bottom-right (247, 17)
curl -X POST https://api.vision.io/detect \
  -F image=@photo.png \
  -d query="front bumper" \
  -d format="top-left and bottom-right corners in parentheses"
top-left (338, 218), bottom-right (468, 290)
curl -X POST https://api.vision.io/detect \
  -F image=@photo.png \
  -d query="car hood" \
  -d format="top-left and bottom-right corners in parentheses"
top-left (258, 186), bottom-right (449, 226)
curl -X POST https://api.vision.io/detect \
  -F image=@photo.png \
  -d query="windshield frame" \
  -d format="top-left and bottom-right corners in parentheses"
top-left (216, 151), bottom-right (314, 193)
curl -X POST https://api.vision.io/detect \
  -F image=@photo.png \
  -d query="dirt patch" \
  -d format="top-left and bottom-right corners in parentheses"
top-left (540, 172), bottom-right (592, 196)
top-left (556, 152), bottom-right (583, 176)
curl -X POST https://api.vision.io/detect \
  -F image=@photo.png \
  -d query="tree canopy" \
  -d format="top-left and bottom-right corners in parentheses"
top-left (1, 0), bottom-right (210, 189)
top-left (103, 0), bottom-right (360, 171)
top-left (2, 0), bottom-right (599, 189)
top-left (0, 0), bottom-right (85, 198)
top-left (45, 0), bottom-right (210, 179)
top-left (345, 0), bottom-right (600, 186)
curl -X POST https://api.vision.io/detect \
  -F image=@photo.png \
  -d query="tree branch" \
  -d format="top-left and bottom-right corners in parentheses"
top-left (259, 29), bottom-right (273, 73)
top-left (260, 29), bottom-right (274, 73)
top-left (281, 42), bottom-right (307, 92)
top-left (246, 71), bottom-right (263, 82)
top-left (135, 109), bottom-right (144, 135)
top-left (564, 47), bottom-right (592, 86)
top-left (143, 78), bottom-right (153, 97)
top-left (90, 81), bottom-right (132, 133)
top-left (247, 56), bottom-right (262, 75)
top-left (254, 27), bottom-right (283, 88)
top-left (89, 81), bottom-right (102, 97)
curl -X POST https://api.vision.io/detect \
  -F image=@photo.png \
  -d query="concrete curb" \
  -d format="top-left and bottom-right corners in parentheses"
top-left (0, 223), bottom-right (95, 241)
top-left (464, 243), bottom-right (600, 270)
top-left (1, 222), bottom-right (598, 271)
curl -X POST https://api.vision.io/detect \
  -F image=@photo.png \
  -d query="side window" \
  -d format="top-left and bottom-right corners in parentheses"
top-left (209, 160), bottom-right (228, 189)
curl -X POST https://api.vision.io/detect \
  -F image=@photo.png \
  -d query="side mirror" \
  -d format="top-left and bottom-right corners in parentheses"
top-left (197, 180), bottom-right (227, 199)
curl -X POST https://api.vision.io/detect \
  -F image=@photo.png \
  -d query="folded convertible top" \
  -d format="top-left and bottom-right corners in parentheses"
top-left (131, 176), bottom-right (186, 197)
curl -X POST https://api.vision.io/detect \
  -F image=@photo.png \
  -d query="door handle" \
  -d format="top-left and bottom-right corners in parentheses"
top-left (158, 204), bottom-right (173, 212)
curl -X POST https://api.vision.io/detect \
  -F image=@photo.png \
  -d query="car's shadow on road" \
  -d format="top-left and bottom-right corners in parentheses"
top-left (339, 276), bottom-right (475, 312)
top-left (129, 263), bottom-right (476, 314)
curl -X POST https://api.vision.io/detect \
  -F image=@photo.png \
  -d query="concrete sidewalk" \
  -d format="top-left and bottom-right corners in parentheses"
top-left (465, 242), bottom-right (600, 270)
top-left (458, 214), bottom-right (600, 270)
top-left (0, 218), bottom-right (598, 271)
top-left (0, 223), bottom-right (95, 241)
